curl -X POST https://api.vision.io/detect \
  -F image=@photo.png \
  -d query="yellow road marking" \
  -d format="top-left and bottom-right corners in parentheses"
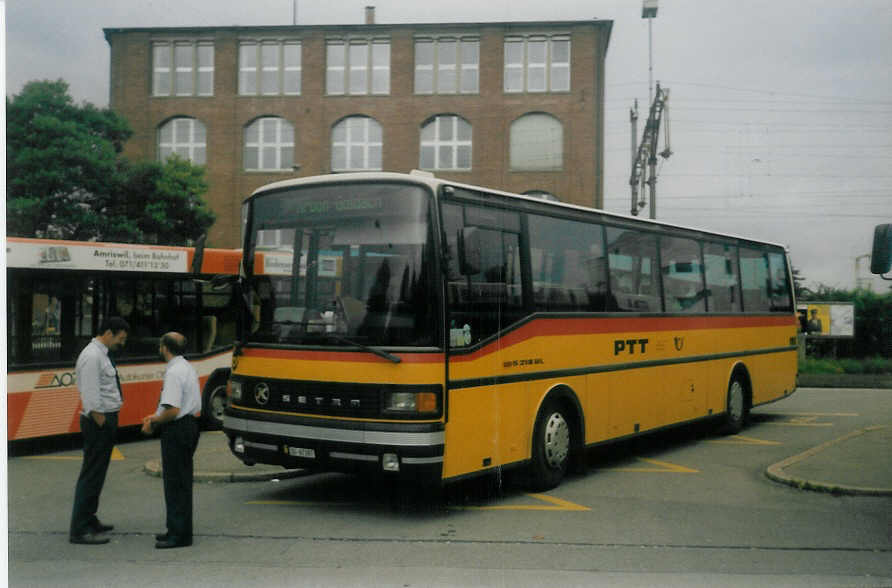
top-left (709, 435), bottom-right (782, 446)
top-left (24, 446), bottom-right (125, 461)
top-left (604, 457), bottom-right (698, 473)
top-left (764, 415), bottom-right (833, 427)
top-left (770, 412), bottom-right (858, 417)
top-left (455, 493), bottom-right (590, 511)
top-left (248, 493), bottom-right (591, 512)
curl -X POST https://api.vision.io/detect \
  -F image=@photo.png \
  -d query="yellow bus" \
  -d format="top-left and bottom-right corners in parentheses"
top-left (223, 171), bottom-right (797, 489)
top-left (7, 237), bottom-right (241, 441)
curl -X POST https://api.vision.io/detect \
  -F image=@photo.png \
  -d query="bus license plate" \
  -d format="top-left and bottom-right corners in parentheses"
top-left (287, 446), bottom-right (315, 459)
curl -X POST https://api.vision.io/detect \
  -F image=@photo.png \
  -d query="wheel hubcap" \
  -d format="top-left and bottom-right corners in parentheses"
top-left (728, 381), bottom-right (744, 422)
top-left (543, 412), bottom-right (570, 469)
top-left (211, 387), bottom-right (227, 420)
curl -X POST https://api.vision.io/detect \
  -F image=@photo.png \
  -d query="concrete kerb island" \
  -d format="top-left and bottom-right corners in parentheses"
top-left (765, 424), bottom-right (892, 497)
top-left (143, 458), bottom-right (308, 483)
top-left (142, 431), bottom-right (309, 483)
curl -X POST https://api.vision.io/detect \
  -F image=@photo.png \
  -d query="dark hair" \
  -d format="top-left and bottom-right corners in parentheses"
top-left (161, 332), bottom-right (188, 356)
top-left (99, 316), bottom-right (130, 336)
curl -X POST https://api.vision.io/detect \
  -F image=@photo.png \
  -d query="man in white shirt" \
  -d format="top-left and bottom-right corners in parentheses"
top-left (69, 317), bottom-right (129, 545)
top-left (142, 332), bottom-right (201, 549)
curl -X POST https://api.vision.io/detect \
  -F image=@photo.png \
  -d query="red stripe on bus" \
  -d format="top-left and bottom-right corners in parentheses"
top-left (241, 348), bottom-right (445, 363)
top-left (239, 315), bottom-right (794, 365)
top-left (453, 314), bottom-right (796, 362)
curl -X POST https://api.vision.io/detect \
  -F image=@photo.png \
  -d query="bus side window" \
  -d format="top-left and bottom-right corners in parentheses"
top-left (606, 227), bottom-right (662, 313)
top-left (528, 214), bottom-right (608, 312)
top-left (767, 252), bottom-right (793, 312)
top-left (660, 236), bottom-right (706, 313)
top-left (739, 247), bottom-right (771, 312)
top-left (704, 242), bottom-right (741, 313)
top-left (442, 199), bottom-right (524, 346)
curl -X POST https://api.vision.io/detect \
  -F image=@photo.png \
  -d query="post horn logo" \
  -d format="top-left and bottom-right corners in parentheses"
top-left (254, 382), bottom-right (270, 406)
top-left (673, 336), bottom-right (685, 351)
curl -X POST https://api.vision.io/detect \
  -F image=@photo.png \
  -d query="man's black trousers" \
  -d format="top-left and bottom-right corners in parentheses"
top-left (160, 415), bottom-right (200, 542)
top-left (70, 412), bottom-right (118, 537)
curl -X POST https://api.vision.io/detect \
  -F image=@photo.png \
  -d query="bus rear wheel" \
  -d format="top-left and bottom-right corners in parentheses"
top-left (721, 377), bottom-right (748, 434)
top-left (528, 401), bottom-right (571, 491)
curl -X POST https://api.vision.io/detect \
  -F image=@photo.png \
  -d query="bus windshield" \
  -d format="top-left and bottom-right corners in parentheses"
top-left (245, 182), bottom-right (438, 348)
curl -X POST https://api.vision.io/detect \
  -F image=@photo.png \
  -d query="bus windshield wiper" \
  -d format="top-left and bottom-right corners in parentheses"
top-left (325, 334), bottom-right (402, 364)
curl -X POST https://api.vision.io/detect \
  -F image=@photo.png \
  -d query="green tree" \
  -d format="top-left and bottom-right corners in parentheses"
top-left (7, 79), bottom-right (214, 244)
top-left (121, 157), bottom-right (215, 246)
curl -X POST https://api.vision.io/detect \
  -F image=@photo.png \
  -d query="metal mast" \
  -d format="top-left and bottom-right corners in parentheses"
top-left (630, 83), bottom-right (671, 218)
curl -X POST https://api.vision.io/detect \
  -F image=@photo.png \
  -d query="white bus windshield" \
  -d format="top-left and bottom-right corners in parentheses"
top-left (245, 182), bottom-right (438, 348)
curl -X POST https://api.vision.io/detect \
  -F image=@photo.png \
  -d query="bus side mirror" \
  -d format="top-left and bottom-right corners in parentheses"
top-left (870, 224), bottom-right (892, 275)
top-left (458, 227), bottom-right (482, 275)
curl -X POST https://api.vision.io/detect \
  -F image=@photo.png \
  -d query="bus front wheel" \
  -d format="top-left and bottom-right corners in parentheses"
top-left (528, 401), bottom-right (571, 491)
top-left (201, 378), bottom-right (229, 430)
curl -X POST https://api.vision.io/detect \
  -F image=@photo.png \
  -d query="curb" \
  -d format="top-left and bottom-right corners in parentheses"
top-left (143, 459), bottom-right (311, 483)
top-left (797, 374), bottom-right (892, 389)
top-left (765, 425), bottom-right (892, 496)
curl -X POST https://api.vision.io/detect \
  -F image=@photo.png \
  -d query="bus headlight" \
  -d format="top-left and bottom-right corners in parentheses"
top-left (230, 380), bottom-right (244, 402)
top-left (383, 389), bottom-right (439, 415)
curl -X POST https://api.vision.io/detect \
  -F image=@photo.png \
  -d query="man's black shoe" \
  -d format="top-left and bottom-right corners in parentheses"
top-left (92, 521), bottom-right (114, 533)
top-left (70, 533), bottom-right (110, 545)
top-left (155, 537), bottom-right (192, 549)
top-left (155, 532), bottom-right (169, 541)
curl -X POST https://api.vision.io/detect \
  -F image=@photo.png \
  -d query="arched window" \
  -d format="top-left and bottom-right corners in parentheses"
top-left (420, 115), bottom-right (472, 171)
top-left (331, 116), bottom-right (382, 171)
top-left (158, 117), bottom-right (207, 164)
top-left (509, 113), bottom-right (563, 171)
top-left (244, 117), bottom-right (295, 171)
top-left (524, 190), bottom-right (560, 202)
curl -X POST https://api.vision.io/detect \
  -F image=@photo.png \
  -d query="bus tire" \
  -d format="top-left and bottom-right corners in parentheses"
top-left (721, 376), bottom-right (749, 435)
top-left (528, 401), bottom-right (572, 491)
top-left (201, 376), bottom-right (229, 430)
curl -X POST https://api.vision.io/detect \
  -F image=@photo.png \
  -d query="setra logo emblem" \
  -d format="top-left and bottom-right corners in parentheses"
top-left (254, 382), bottom-right (270, 406)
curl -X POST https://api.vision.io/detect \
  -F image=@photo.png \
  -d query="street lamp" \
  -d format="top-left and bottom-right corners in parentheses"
top-left (642, 0), bottom-right (658, 104)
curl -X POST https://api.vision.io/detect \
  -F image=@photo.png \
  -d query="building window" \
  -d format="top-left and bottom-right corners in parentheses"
top-left (244, 117), bottom-right (295, 171)
top-left (504, 34), bottom-right (570, 93)
top-left (414, 37), bottom-right (479, 94)
top-left (239, 40), bottom-right (301, 96)
top-left (331, 116), bottom-right (382, 171)
top-left (524, 190), bottom-right (560, 202)
top-left (420, 115), bottom-right (472, 171)
top-left (510, 113), bottom-right (563, 171)
top-left (158, 117), bottom-right (207, 165)
top-left (153, 41), bottom-right (214, 97)
top-left (326, 39), bottom-right (390, 96)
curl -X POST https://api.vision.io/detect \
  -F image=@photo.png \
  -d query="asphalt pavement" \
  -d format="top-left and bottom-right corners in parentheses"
top-left (145, 423), bottom-right (892, 496)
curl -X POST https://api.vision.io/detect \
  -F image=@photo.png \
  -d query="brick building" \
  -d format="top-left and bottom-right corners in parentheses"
top-left (104, 15), bottom-right (612, 248)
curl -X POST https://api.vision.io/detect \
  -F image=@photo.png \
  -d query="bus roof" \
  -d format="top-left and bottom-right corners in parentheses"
top-left (6, 237), bottom-right (240, 274)
top-left (246, 171), bottom-right (789, 252)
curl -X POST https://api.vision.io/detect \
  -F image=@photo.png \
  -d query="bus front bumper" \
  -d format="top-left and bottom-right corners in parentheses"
top-left (223, 411), bottom-right (444, 482)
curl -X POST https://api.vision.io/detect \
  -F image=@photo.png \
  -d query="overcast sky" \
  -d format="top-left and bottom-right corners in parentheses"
top-left (5, 0), bottom-right (892, 291)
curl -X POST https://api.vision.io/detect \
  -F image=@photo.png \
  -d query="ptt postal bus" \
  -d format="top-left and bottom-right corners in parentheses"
top-left (223, 171), bottom-right (797, 489)
top-left (7, 237), bottom-right (240, 441)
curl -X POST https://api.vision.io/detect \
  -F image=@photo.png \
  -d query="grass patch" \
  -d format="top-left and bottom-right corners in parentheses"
top-left (800, 357), bottom-right (892, 375)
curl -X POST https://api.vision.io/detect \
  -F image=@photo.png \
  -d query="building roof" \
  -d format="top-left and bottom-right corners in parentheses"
top-left (103, 19), bottom-right (612, 43)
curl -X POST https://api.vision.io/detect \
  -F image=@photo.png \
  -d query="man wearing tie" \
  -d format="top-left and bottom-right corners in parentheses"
top-left (69, 317), bottom-right (129, 545)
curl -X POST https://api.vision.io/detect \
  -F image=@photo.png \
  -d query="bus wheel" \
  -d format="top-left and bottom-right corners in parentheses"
top-left (202, 379), bottom-right (228, 430)
top-left (528, 401), bottom-right (571, 491)
top-left (722, 377), bottom-right (748, 434)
